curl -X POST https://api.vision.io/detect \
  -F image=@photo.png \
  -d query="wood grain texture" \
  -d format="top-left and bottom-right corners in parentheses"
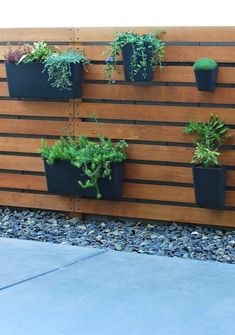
top-left (0, 64), bottom-right (5, 77)
top-left (84, 64), bottom-right (235, 84)
top-left (75, 199), bottom-right (235, 227)
top-left (124, 164), bottom-right (235, 187)
top-left (0, 119), bottom-right (71, 135)
top-left (83, 84), bottom-right (235, 104)
top-left (0, 155), bottom-right (43, 172)
top-left (75, 122), bottom-right (235, 144)
top-left (78, 102), bottom-right (235, 123)
top-left (0, 100), bottom-right (73, 117)
top-left (76, 26), bottom-right (235, 42)
top-left (77, 45), bottom-right (235, 62)
top-left (0, 190), bottom-right (74, 211)
top-left (0, 28), bottom-right (74, 42)
top-left (0, 173), bottom-right (46, 191)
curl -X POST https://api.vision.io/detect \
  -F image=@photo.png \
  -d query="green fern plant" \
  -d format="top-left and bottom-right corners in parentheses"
top-left (183, 114), bottom-right (230, 168)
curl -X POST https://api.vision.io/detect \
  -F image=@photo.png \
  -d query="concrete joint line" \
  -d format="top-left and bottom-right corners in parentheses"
top-left (0, 249), bottom-right (107, 292)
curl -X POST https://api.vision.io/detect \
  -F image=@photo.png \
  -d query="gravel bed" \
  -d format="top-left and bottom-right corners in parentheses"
top-left (0, 207), bottom-right (235, 263)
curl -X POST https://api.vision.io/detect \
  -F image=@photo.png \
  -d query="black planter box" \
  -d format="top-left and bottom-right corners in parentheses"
top-left (122, 42), bottom-right (154, 82)
top-left (44, 160), bottom-right (124, 200)
top-left (5, 62), bottom-right (83, 99)
top-left (194, 67), bottom-right (218, 91)
top-left (192, 166), bottom-right (226, 209)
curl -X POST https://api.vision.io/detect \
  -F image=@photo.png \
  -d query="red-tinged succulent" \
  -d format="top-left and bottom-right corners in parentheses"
top-left (4, 46), bottom-right (29, 63)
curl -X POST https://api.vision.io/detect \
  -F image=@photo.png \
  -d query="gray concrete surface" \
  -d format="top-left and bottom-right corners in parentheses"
top-left (0, 238), bottom-right (235, 335)
top-left (0, 238), bottom-right (104, 289)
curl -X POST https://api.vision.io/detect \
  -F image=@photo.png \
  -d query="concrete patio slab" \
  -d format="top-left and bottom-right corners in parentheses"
top-left (0, 238), bottom-right (103, 289)
top-left (0, 238), bottom-right (235, 335)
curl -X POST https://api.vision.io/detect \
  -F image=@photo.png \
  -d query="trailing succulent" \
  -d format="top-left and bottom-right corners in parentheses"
top-left (39, 135), bottom-right (128, 199)
top-left (104, 29), bottom-right (165, 83)
top-left (4, 41), bottom-right (90, 90)
top-left (193, 58), bottom-right (218, 71)
top-left (184, 114), bottom-right (230, 168)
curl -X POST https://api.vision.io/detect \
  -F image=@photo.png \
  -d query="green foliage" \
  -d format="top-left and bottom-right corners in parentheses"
top-left (193, 58), bottom-right (218, 71)
top-left (39, 135), bottom-right (128, 199)
top-left (20, 42), bottom-right (54, 63)
top-left (184, 114), bottom-right (230, 168)
top-left (43, 51), bottom-right (90, 90)
top-left (104, 29), bottom-right (165, 83)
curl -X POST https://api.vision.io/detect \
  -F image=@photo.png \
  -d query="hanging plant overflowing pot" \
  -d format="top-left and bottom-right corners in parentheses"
top-left (4, 42), bottom-right (90, 99)
top-left (184, 114), bottom-right (230, 209)
top-left (193, 58), bottom-right (218, 92)
top-left (39, 135), bottom-right (128, 200)
top-left (104, 30), bottom-right (165, 83)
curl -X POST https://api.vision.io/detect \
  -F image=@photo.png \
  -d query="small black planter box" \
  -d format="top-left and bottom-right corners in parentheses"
top-left (122, 42), bottom-right (154, 82)
top-left (192, 166), bottom-right (226, 209)
top-left (194, 67), bottom-right (218, 91)
top-left (5, 62), bottom-right (83, 99)
top-left (44, 160), bottom-right (124, 200)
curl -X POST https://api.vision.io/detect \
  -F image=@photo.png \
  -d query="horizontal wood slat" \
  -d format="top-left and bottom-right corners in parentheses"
top-left (78, 103), bottom-right (235, 123)
top-left (75, 199), bottom-right (235, 227)
top-left (0, 137), bottom-right (44, 153)
top-left (0, 155), bottom-right (43, 172)
top-left (124, 164), bottom-right (235, 187)
top-left (76, 27), bottom-right (235, 42)
top-left (123, 183), bottom-right (235, 206)
top-left (0, 64), bottom-right (5, 78)
top-left (83, 84), bottom-right (235, 104)
top-left (75, 122), bottom-right (235, 144)
top-left (0, 100), bottom-right (73, 117)
top-left (0, 173), bottom-right (46, 191)
top-left (127, 145), bottom-right (235, 166)
top-left (0, 190), bottom-right (74, 211)
top-left (77, 45), bottom-right (235, 62)
top-left (0, 28), bottom-right (74, 42)
top-left (0, 119), bottom-right (71, 135)
top-left (84, 65), bottom-right (235, 84)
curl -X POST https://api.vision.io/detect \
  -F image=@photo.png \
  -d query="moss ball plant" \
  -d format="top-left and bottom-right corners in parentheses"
top-left (193, 58), bottom-right (218, 71)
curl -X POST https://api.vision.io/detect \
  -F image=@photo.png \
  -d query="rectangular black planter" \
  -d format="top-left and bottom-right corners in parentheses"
top-left (194, 67), bottom-right (218, 91)
top-left (122, 42), bottom-right (154, 82)
top-left (192, 166), bottom-right (226, 209)
top-left (44, 160), bottom-right (124, 200)
top-left (5, 62), bottom-right (83, 99)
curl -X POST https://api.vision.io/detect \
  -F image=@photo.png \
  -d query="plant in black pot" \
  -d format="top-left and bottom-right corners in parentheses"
top-left (39, 135), bottom-right (128, 200)
top-left (184, 114), bottom-right (230, 209)
top-left (104, 30), bottom-right (165, 83)
top-left (193, 58), bottom-right (218, 91)
top-left (4, 42), bottom-right (90, 99)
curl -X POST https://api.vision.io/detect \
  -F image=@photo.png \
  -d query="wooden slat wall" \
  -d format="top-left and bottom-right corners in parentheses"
top-left (1, 27), bottom-right (235, 227)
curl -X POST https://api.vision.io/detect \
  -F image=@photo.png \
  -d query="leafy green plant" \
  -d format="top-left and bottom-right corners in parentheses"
top-left (193, 58), bottom-right (218, 71)
top-left (20, 41), bottom-right (54, 63)
top-left (104, 30), bottom-right (165, 83)
top-left (43, 51), bottom-right (90, 90)
top-left (39, 135), bottom-right (128, 199)
top-left (183, 114), bottom-right (230, 167)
